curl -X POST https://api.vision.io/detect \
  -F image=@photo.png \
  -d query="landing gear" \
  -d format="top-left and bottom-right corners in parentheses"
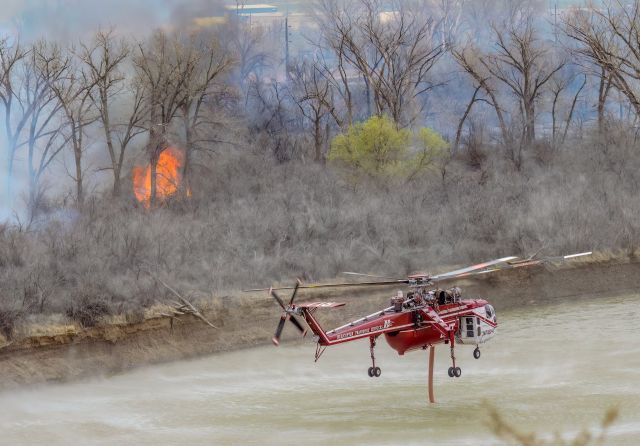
top-left (473, 347), bottom-right (481, 359)
top-left (368, 336), bottom-right (382, 378)
top-left (447, 331), bottom-right (462, 378)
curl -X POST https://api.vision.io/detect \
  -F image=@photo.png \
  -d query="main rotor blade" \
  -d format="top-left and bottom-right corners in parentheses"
top-left (429, 251), bottom-right (593, 282)
top-left (273, 315), bottom-right (287, 346)
top-left (427, 256), bottom-right (519, 282)
top-left (250, 252), bottom-right (594, 294)
top-left (289, 315), bottom-right (306, 334)
top-left (245, 279), bottom-right (407, 292)
top-left (342, 272), bottom-right (401, 280)
top-left (546, 251), bottom-right (593, 262)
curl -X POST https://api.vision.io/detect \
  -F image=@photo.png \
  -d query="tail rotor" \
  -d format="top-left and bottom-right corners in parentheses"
top-left (270, 280), bottom-right (307, 346)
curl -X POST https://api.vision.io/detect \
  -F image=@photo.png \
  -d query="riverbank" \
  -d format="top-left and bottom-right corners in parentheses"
top-left (0, 254), bottom-right (637, 391)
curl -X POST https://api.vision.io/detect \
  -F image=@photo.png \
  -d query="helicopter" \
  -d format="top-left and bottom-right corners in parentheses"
top-left (245, 251), bottom-right (592, 403)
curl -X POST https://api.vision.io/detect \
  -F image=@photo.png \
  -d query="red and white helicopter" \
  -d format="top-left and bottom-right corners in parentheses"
top-left (247, 251), bottom-right (591, 403)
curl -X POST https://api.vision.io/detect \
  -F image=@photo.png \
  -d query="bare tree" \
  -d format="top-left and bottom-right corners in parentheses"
top-left (134, 30), bottom-right (190, 207)
top-left (563, 2), bottom-right (631, 131)
top-left (249, 79), bottom-right (300, 162)
top-left (549, 68), bottom-right (586, 149)
top-left (220, 17), bottom-right (270, 105)
top-left (481, 20), bottom-right (565, 147)
top-left (0, 38), bottom-right (28, 203)
top-left (79, 30), bottom-right (146, 197)
top-left (453, 84), bottom-right (482, 152)
top-left (454, 17), bottom-right (563, 168)
top-left (177, 33), bottom-right (233, 193)
top-left (313, 3), bottom-right (355, 128)
top-left (452, 45), bottom-right (511, 146)
top-left (290, 59), bottom-right (337, 163)
top-left (0, 39), bottom-right (70, 214)
top-left (315, 0), bottom-right (445, 126)
top-left (24, 41), bottom-right (70, 214)
top-left (51, 50), bottom-right (97, 205)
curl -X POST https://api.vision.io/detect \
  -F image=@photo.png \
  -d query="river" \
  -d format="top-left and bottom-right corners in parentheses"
top-left (1, 294), bottom-right (638, 445)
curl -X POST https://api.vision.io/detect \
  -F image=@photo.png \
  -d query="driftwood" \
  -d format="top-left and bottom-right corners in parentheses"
top-left (147, 271), bottom-right (218, 329)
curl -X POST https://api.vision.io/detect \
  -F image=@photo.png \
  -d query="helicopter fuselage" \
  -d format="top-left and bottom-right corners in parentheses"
top-left (299, 295), bottom-right (497, 355)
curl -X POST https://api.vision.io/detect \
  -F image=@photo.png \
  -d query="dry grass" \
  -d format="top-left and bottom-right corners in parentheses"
top-left (1, 129), bottom-right (640, 336)
top-left (488, 404), bottom-right (619, 445)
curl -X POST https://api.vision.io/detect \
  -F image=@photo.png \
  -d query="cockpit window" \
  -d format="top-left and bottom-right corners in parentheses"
top-left (485, 305), bottom-right (494, 319)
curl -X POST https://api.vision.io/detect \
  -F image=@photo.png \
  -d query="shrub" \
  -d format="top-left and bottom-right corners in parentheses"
top-left (0, 308), bottom-right (20, 340)
top-left (329, 115), bottom-right (411, 175)
top-left (328, 115), bottom-right (448, 177)
top-left (65, 295), bottom-right (113, 328)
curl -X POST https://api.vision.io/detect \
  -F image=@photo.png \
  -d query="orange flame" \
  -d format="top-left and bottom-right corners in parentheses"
top-left (133, 147), bottom-right (184, 207)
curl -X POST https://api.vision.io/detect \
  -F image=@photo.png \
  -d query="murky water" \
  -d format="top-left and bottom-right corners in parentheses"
top-left (1, 295), bottom-right (639, 445)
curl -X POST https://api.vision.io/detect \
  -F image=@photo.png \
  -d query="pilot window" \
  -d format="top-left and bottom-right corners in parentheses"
top-left (485, 305), bottom-right (494, 319)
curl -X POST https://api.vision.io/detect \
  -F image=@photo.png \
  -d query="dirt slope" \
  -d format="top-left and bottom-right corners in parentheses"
top-left (0, 258), bottom-right (637, 391)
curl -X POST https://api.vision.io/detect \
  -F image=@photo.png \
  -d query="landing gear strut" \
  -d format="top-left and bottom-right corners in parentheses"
top-left (367, 336), bottom-right (381, 378)
top-left (447, 331), bottom-right (462, 378)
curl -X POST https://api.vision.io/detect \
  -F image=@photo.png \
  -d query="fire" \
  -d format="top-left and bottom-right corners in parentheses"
top-left (133, 147), bottom-right (184, 207)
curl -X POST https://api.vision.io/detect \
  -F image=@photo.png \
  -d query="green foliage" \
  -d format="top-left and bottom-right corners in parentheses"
top-left (328, 115), bottom-right (448, 177)
top-left (329, 115), bottom-right (410, 175)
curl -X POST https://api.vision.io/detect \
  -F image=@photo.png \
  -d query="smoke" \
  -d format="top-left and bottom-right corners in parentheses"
top-left (0, 0), bottom-right (180, 41)
top-left (0, 1), bottom-right (307, 42)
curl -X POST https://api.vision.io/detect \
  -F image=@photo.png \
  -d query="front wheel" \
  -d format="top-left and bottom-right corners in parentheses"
top-left (367, 367), bottom-right (374, 377)
top-left (373, 367), bottom-right (381, 377)
top-left (454, 367), bottom-right (462, 378)
top-left (473, 347), bottom-right (481, 359)
top-left (448, 367), bottom-right (454, 377)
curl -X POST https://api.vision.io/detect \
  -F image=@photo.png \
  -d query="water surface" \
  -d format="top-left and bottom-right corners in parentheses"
top-left (1, 295), bottom-right (638, 445)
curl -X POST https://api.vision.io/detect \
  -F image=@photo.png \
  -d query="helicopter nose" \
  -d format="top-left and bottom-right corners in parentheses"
top-left (485, 304), bottom-right (496, 323)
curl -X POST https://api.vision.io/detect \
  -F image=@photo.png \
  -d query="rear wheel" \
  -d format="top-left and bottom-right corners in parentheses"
top-left (447, 367), bottom-right (454, 377)
top-left (454, 367), bottom-right (462, 378)
top-left (373, 367), bottom-right (381, 377)
top-left (367, 367), bottom-right (374, 377)
top-left (473, 347), bottom-right (481, 359)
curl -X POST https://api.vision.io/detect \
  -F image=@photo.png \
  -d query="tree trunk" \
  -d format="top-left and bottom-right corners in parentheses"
top-left (147, 122), bottom-right (162, 208)
top-left (597, 68), bottom-right (611, 135)
top-left (524, 100), bottom-right (535, 146)
top-left (181, 110), bottom-right (192, 197)
top-left (149, 149), bottom-right (159, 207)
top-left (314, 115), bottom-right (323, 162)
top-left (99, 90), bottom-right (120, 197)
top-left (561, 75), bottom-right (586, 146)
top-left (454, 85), bottom-right (481, 152)
top-left (74, 144), bottom-right (83, 205)
top-left (364, 75), bottom-right (372, 118)
top-left (113, 165), bottom-right (121, 197)
top-left (5, 148), bottom-right (14, 206)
